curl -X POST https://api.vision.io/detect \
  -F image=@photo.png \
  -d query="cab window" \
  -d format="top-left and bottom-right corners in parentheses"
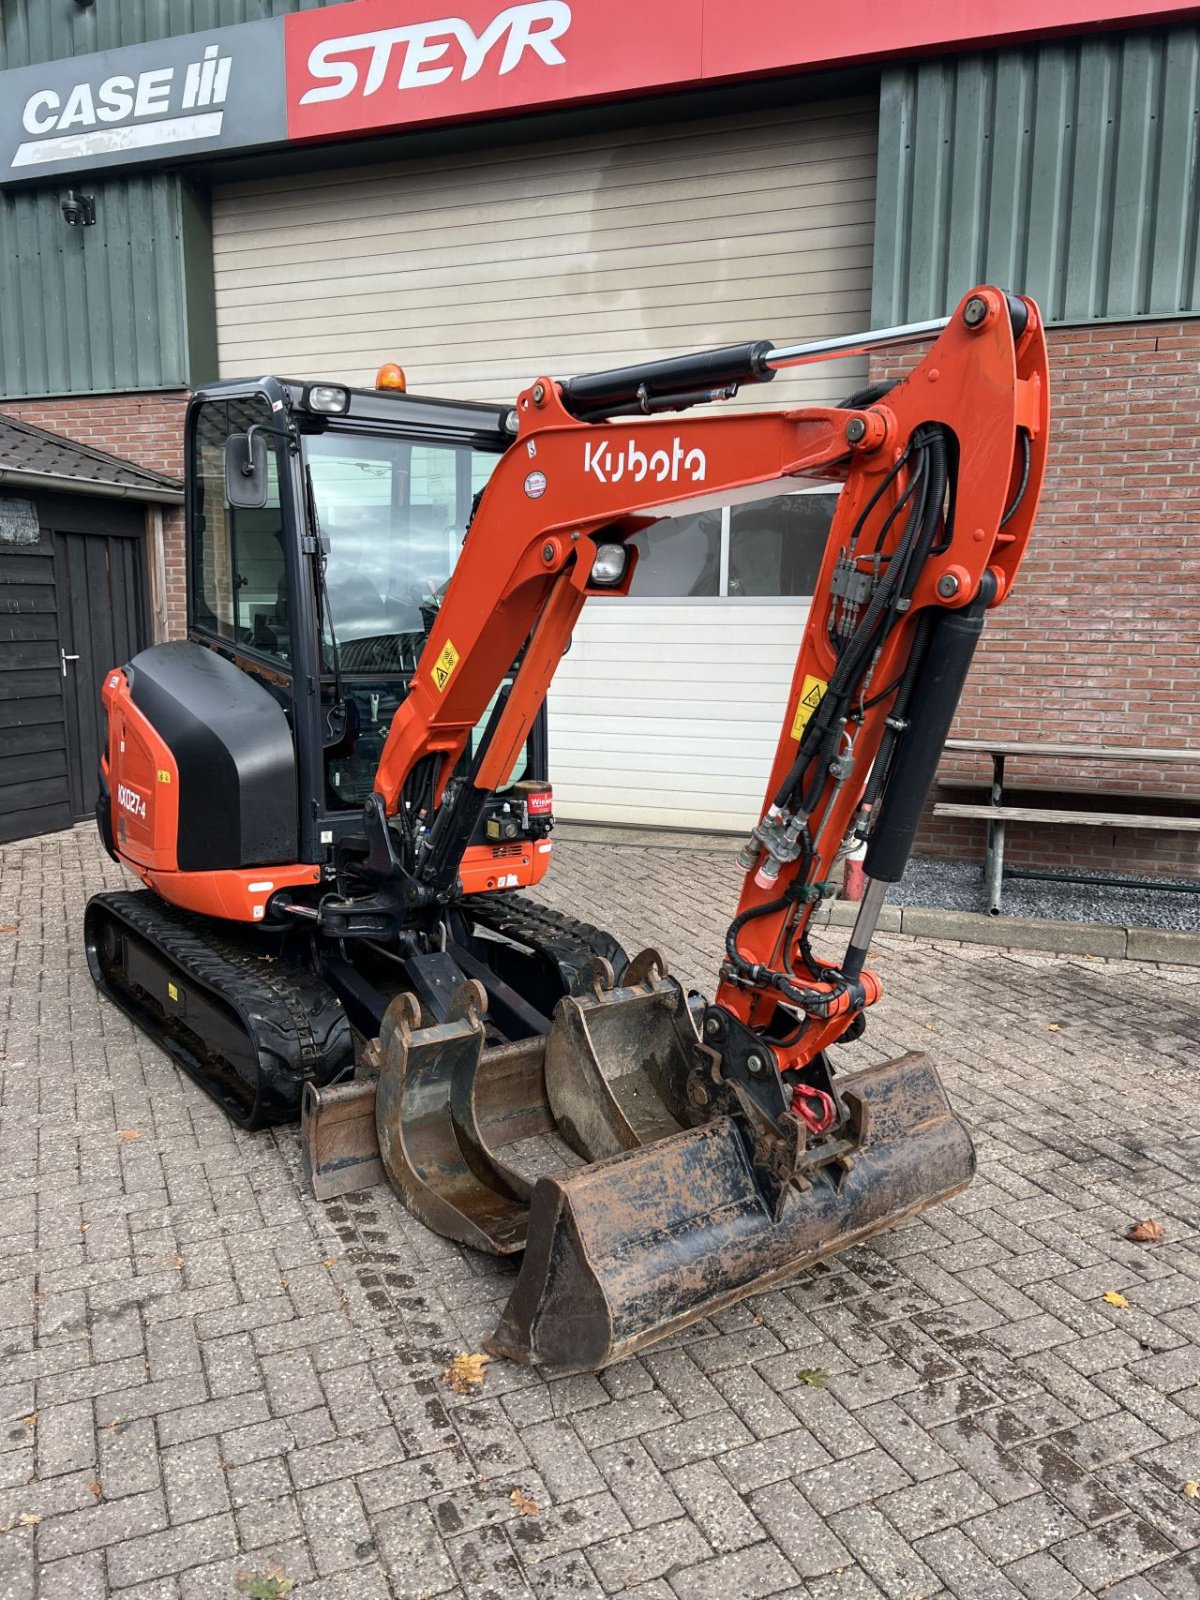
top-left (191, 398), bottom-right (290, 663)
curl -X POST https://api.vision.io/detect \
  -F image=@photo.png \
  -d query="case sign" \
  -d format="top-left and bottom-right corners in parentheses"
top-left (1, 2), bottom-right (1196, 185)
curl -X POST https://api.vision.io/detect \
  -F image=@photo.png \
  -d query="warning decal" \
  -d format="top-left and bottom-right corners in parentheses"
top-left (789, 674), bottom-right (828, 741)
top-left (431, 639), bottom-right (460, 693)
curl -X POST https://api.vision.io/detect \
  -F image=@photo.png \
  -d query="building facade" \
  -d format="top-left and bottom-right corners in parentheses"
top-left (1, 0), bottom-right (1197, 876)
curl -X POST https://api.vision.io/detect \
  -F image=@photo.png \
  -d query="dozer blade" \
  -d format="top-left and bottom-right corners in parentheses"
top-left (487, 1052), bottom-right (975, 1374)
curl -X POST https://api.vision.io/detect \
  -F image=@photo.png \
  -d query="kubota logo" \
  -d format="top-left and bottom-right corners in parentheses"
top-left (117, 783), bottom-right (147, 821)
top-left (585, 437), bottom-right (708, 487)
top-left (299, 2), bottom-right (571, 105)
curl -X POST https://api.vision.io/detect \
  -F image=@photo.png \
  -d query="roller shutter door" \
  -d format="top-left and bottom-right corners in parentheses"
top-left (212, 99), bottom-right (876, 830)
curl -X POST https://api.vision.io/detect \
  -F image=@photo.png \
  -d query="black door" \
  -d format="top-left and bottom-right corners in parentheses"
top-left (0, 510), bottom-right (73, 843)
top-left (51, 505), bottom-right (148, 822)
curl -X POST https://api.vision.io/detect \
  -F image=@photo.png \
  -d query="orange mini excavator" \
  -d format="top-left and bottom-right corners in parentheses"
top-left (88, 287), bottom-right (1048, 1373)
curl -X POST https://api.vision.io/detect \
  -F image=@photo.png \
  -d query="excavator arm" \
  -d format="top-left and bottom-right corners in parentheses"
top-left (307, 286), bottom-right (1049, 1372)
top-left (373, 286), bottom-right (1046, 1060)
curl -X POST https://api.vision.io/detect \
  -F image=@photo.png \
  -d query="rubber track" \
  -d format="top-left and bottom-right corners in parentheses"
top-left (86, 890), bottom-right (352, 1129)
top-left (465, 892), bottom-right (629, 991)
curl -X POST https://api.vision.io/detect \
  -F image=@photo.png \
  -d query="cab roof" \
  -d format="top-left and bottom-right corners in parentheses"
top-left (190, 376), bottom-right (516, 449)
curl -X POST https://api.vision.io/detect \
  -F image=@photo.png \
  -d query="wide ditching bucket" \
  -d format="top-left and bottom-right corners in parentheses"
top-left (304, 952), bottom-right (974, 1374)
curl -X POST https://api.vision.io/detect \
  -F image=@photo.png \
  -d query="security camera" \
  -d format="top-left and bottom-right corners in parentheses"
top-left (61, 190), bottom-right (96, 227)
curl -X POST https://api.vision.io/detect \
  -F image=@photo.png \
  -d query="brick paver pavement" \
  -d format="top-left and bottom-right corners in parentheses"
top-left (1, 823), bottom-right (1198, 1599)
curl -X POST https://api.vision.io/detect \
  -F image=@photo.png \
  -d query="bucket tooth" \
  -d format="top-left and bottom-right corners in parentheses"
top-left (487, 1052), bottom-right (975, 1373)
top-left (543, 948), bottom-right (699, 1161)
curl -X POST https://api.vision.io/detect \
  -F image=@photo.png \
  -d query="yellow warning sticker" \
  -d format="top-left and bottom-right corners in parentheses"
top-left (167, 982), bottom-right (179, 1003)
top-left (790, 674), bottom-right (828, 741)
top-left (157, 769), bottom-right (171, 784)
top-left (431, 639), bottom-right (460, 693)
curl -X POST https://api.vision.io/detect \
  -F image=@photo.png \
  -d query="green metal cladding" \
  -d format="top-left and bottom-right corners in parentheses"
top-left (873, 27), bottom-right (1200, 326)
top-left (0, 0), bottom-right (354, 69)
top-left (0, 173), bottom-right (216, 398)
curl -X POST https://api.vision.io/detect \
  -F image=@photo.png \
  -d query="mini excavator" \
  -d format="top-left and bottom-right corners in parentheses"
top-left (87, 287), bottom-right (1049, 1374)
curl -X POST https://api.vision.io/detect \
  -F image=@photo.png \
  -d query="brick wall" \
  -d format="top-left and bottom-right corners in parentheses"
top-left (872, 319), bottom-right (1200, 882)
top-left (2, 391), bottom-right (189, 637)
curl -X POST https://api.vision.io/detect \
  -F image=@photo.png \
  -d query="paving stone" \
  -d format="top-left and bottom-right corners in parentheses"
top-left (585, 1516), bottom-right (712, 1592)
top-left (105, 1511), bottom-right (239, 1588)
top-left (506, 1488), bottom-right (630, 1567)
top-left (34, 1548), bottom-right (108, 1600)
top-left (8, 826), bottom-right (1200, 1600)
top-left (1051, 1515), bottom-right (1181, 1590)
top-left (589, 1437), bottom-right (683, 1530)
top-left (299, 1480), bottom-right (376, 1575)
top-left (916, 1526), bottom-right (1025, 1599)
top-left (666, 1540), bottom-right (800, 1600)
top-left (641, 1410), bottom-right (754, 1472)
top-left (447, 1521), bottom-right (534, 1599)
top-left (35, 1398), bottom-right (95, 1478)
top-left (877, 1468), bottom-right (998, 1541)
top-left (36, 1486), bottom-right (167, 1562)
top-left (666, 1459), bottom-right (764, 1553)
top-left (747, 1479), bottom-right (852, 1578)
top-left (1005, 1550), bottom-right (1084, 1599)
top-left (520, 1418), bottom-right (606, 1501)
top-left (963, 1489), bottom-right (1085, 1564)
top-left (371, 1500), bottom-right (459, 1597)
top-left (161, 1436), bottom-right (228, 1524)
top-left (830, 1504), bottom-right (942, 1599)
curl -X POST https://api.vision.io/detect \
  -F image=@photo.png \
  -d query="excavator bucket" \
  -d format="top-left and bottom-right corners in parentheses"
top-left (488, 1053), bottom-right (974, 1373)
top-left (347, 950), bottom-right (974, 1374)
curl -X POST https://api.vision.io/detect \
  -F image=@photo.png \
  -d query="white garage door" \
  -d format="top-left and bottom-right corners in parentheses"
top-left (212, 98), bottom-right (877, 830)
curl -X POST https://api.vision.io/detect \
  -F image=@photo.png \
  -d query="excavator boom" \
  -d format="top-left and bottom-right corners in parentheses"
top-left (296, 286), bottom-right (1050, 1371)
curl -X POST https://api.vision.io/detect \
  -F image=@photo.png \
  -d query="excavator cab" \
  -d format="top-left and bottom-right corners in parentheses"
top-left (183, 376), bottom-right (550, 887)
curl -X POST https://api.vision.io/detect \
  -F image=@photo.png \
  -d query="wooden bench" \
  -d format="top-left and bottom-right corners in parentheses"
top-left (932, 739), bottom-right (1200, 913)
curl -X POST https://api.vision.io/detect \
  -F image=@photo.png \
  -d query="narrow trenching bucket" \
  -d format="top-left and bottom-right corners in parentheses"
top-left (487, 1052), bottom-right (975, 1373)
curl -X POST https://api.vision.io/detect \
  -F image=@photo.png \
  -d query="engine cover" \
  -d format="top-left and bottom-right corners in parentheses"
top-left (104, 642), bottom-right (298, 872)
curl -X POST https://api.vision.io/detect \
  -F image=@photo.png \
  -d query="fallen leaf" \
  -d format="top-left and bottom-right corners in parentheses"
top-left (443, 1352), bottom-right (490, 1394)
top-left (322, 1257), bottom-right (338, 1269)
top-left (234, 1572), bottom-right (295, 1600)
top-left (80, 1223), bottom-right (89, 1234)
top-left (796, 1369), bottom-right (829, 1388)
top-left (17, 1512), bottom-right (40, 1526)
top-left (1103, 1291), bottom-right (1131, 1309)
top-left (1046, 1023), bottom-right (1061, 1032)
top-left (88, 1481), bottom-right (101, 1498)
top-left (509, 1487), bottom-right (540, 1517)
top-left (118, 1130), bottom-right (141, 1142)
top-left (1125, 1219), bottom-right (1165, 1244)
top-left (22, 1415), bottom-right (36, 1429)
top-left (0, 925), bottom-right (17, 936)
top-left (1184, 1482), bottom-right (1199, 1500)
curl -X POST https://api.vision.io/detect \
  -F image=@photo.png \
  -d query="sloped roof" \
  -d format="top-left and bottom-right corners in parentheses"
top-left (0, 413), bottom-right (183, 503)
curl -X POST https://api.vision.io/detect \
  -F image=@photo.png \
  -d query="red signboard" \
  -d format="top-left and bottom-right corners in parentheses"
top-left (285, 0), bottom-right (701, 143)
top-left (285, 0), bottom-right (1200, 144)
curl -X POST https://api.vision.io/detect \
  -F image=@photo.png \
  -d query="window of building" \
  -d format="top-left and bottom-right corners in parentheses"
top-left (626, 487), bottom-right (838, 599)
top-left (191, 398), bottom-right (289, 663)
